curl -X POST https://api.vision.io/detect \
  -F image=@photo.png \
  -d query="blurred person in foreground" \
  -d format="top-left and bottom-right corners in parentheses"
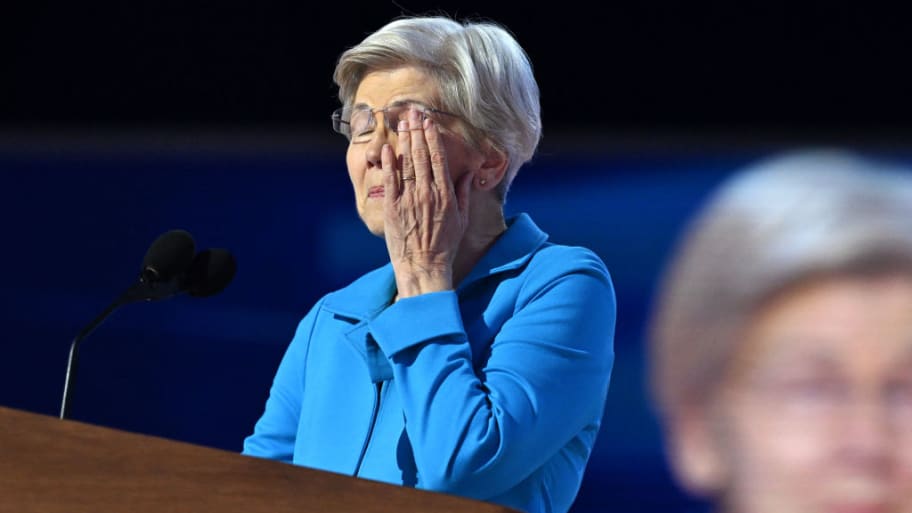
top-left (242, 15), bottom-right (616, 513)
top-left (650, 150), bottom-right (912, 513)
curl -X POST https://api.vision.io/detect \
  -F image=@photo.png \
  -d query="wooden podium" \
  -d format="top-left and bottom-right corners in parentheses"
top-left (0, 406), bottom-right (517, 513)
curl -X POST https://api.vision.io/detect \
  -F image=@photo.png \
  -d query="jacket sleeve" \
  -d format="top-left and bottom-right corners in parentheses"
top-left (367, 248), bottom-right (616, 498)
top-left (241, 297), bottom-right (325, 462)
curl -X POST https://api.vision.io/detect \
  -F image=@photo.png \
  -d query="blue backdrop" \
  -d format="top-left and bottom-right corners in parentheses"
top-left (5, 136), bottom-right (899, 512)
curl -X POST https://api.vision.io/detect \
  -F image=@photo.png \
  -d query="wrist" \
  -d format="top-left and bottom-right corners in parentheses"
top-left (393, 266), bottom-right (453, 298)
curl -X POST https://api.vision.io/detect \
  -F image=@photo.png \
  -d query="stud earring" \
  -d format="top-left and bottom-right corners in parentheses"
top-left (480, 179), bottom-right (487, 185)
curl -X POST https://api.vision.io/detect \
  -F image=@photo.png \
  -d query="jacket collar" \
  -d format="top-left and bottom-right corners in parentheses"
top-left (322, 212), bottom-right (549, 322)
top-left (456, 212), bottom-right (549, 291)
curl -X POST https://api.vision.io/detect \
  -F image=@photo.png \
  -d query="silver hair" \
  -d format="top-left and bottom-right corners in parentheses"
top-left (333, 16), bottom-right (542, 202)
top-left (650, 149), bottom-right (912, 419)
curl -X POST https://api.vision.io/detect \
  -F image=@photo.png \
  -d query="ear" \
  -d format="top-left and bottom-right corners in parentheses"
top-left (474, 143), bottom-right (509, 192)
top-left (665, 406), bottom-right (729, 497)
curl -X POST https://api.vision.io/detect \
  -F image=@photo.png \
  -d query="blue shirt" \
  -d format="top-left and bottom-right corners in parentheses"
top-left (243, 214), bottom-right (616, 513)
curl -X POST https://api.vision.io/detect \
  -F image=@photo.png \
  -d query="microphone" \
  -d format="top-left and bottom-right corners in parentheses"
top-left (117, 229), bottom-right (198, 303)
top-left (60, 230), bottom-right (236, 420)
top-left (186, 248), bottom-right (237, 297)
top-left (141, 229), bottom-right (197, 285)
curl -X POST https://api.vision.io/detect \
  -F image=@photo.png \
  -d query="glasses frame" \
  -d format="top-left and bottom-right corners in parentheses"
top-left (331, 101), bottom-right (460, 142)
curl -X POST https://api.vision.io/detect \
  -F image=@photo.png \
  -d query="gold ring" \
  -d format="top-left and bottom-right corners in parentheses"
top-left (401, 176), bottom-right (416, 181)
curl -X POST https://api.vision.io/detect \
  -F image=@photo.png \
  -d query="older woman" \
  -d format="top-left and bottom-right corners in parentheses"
top-left (650, 151), bottom-right (912, 513)
top-left (243, 16), bottom-right (615, 513)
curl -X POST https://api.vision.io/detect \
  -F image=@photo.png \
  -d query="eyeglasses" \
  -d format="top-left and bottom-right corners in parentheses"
top-left (331, 101), bottom-right (459, 143)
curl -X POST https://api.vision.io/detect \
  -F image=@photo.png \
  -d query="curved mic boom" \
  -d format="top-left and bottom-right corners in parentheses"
top-left (60, 230), bottom-right (236, 420)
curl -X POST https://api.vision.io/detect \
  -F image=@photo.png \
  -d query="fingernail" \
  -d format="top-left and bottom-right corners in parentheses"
top-left (423, 117), bottom-right (430, 129)
top-left (398, 120), bottom-right (407, 131)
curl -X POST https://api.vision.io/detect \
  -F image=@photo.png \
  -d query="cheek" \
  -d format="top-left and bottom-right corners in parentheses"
top-left (721, 399), bottom-right (828, 511)
top-left (346, 148), bottom-right (360, 184)
top-left (439, 138), bottom-right (480, 179)
top-left (741, 410), bottom-right (824, 464)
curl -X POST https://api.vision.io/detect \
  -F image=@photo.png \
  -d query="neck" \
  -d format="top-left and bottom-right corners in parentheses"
top-left (452, 195), bottom-right (507, 288)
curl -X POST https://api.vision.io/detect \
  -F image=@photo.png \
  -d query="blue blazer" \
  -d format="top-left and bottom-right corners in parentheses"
top-left (243, 214), bottom-right (616, 513)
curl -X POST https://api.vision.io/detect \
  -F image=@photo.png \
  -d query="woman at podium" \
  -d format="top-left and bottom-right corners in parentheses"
top-left (242, 15), bottom-right (616, 513)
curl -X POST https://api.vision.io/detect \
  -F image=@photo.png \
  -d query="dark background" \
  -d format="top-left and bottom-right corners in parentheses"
top-left (2, 2), bottom-right (911, 513)
top-left (4, 2), bottom-right (912, 134)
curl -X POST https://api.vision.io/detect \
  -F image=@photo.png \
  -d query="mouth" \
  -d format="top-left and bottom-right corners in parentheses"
top-left (368, 185), bottom-right (384, 198)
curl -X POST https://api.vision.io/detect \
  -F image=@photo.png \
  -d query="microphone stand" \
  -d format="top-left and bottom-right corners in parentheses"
top-left (59, 278), bottom-right (185, 420)
top-left (60, 299), bottom-right (123, 419)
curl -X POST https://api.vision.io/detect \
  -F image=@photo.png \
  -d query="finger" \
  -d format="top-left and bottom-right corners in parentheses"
top-left (381, 143), bottom-right (399, 202)
top-left (397, 119), bottom-right (415, 186)
top-left (422, 116), bottom-right (449, 190)
top-left (408, 108), bottom-right (432, 186)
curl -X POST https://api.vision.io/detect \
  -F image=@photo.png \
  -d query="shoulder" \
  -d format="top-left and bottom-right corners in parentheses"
top-left (525, 243), bottom-right (612, 286)
top-left (508, 242), bottom-right (615, 313)
top-left (325, 264), bottom-right (391, 300)
top-left (318, 263), bottom-right (395, 318)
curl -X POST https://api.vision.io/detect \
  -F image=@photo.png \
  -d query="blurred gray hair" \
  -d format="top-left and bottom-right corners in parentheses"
top-left (650, 150), bottom-right (912, 419)
top-left (333, 16), bottom-right (542, 202)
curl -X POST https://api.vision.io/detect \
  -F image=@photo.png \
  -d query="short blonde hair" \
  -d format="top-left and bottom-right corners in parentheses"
top-left (650, 150), bottom-right (912, 420)
top-left (333, 16), bottom-right (541, 202)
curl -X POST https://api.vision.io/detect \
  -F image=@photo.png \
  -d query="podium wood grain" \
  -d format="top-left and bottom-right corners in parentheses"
top-left (0, 406), bottom-right (517, 513)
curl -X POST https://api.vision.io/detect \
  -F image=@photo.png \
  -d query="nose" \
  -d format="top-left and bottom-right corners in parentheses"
top-left (364, 116), bottom-right (396, 170)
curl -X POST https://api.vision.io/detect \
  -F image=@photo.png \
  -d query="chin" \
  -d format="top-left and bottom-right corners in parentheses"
top-left (354, 206), bottom-right (384, 237)
top-left (360, 217), bottom-right (385, 237)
